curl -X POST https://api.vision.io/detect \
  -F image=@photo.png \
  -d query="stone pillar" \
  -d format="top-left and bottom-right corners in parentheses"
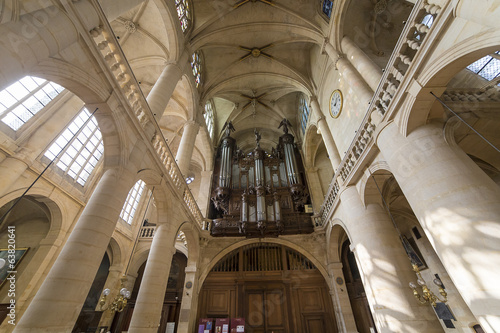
top-left (197, 170), bottom-right (213, 217)
top-left (147, 52), bottom-right (188, 121)
top-left (128, 223), bottom-right (176, 332)
top-left (305, 167), bottom-right (324, 212)
top-left (0, 157), bottom-right (28, 197)
top-left (176, 266), bottom-right (200, 333)
top-left (310, 96), bottom-right (342, 169)
top-left (176, 121), bottom-right (200, 176)
top-left (327, 262), bottom-right (358, 333)
top-left (341, 36), bottom-right (382, 92)
top-left (377, 121), bottom-right (500, 332)
top-left (340, 186), bottom-right (442, 333)
top-left (14, 168), bottom-right (134, 332)
top-left (324, 42), bottom-right (374, 105)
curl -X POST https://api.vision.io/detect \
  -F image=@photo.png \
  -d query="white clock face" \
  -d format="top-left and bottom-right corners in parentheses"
top-left (330, 90), bottom-right (343, 118)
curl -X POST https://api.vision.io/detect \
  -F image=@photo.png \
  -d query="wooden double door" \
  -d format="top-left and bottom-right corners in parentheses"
top-left (245, 285), bottom-right (288, 333)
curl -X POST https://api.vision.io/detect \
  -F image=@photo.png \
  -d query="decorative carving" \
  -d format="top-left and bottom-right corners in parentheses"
top-left (257, 220), bottom-right (267, 235)
top-left (276, 220), bottom-right (285, 234)
top-left (211, 186), bottom-right (230, 214)
top-left (281, 133), bottom-right (294, 145)
top-left (290, 184), bottom-right (309, 208)
top-left (124, 20), bottom-right (137, 33)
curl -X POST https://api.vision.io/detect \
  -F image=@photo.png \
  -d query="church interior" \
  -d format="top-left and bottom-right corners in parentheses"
top-left (0, 0), bottom-right (499, 332)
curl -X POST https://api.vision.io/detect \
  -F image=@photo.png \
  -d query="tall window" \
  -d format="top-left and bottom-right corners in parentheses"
top-left (0, 76), bottom-right (65, 131)
top-left (175, 0), bottom-right (191, 32)
top-left (322, 0), bottom-right (333, 18)
top-left (204, 100), bottom-right (215, 139)
top-left (120, 180), bottom-right (146, 224)
top-left (44, 107), bottom-right (104, 186)
top-left (467, 51), bottom-right (500, 82)
top-left (191, 51), bottom-right (202, 88)
top-left (299, 95), bottom-right (310, 134)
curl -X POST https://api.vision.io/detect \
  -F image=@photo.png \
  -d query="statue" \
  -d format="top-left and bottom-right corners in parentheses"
top-left (222, 120), bottom-right (235, 138)
top-left (254, 128), bottom-right (261, 147)
top-left (278, 118), bottom-right (292, 134)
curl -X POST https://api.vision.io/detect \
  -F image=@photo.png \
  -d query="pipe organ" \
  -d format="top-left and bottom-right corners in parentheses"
top-left (210, 120), bottom-right (313, 237)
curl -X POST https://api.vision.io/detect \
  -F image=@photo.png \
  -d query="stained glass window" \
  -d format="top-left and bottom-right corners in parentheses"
top-left (0, 76), bottom-right (65, 131)
top-left (191, 51), bottom-right (202, 88)
top-left (44, 107), bottom-right (104, 186)
top-left (204, 100), bottom-right (215, 138)
top-left (120, 180), bottom-right (146, 224)
top-left (322, 0), bottom-right (333, 18)
top-left (467, 52), bottom-right (500, 82)
top-left (175, 0), bottom-right (191, 32)
top-left (299, 95), bottom-right (310, 134)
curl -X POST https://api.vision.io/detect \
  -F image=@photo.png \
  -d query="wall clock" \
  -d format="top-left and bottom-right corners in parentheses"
top-left (329, 89), bottom-right (343, 119)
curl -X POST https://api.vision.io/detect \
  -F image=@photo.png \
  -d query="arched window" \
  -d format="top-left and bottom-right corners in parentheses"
top-left (191, 51), bottom-right (202, 88)
top-left (322, 0), bottom-right (333, 18)
top-left (44, 107), bottom-right (104, 186)
top-left (204, 100), bottom-right (215, 139)
top-left (0, 76), bottom-right (65, 131)
top-left (299, 95), bottom-right (310, 134)
top-left (467, 51), bottom-right (500, 82)
top-left (175, 0), bottom-right (191, 32)
top-left (120, 180), bottom-right (146, 224)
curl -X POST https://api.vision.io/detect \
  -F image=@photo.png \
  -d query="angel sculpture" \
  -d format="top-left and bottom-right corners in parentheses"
top-left (254, 128), bottom-right (261, 146)
top-left (221, 120), bottom-right (235, 138)
top-left (278, 118), bottom-right (292, 134)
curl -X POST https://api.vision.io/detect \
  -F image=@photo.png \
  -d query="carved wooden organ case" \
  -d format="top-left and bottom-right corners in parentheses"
top-left (210, 124), bottom-right (314, 237)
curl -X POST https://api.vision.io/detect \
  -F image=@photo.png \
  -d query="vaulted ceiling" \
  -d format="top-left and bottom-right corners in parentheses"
top-left (109, 0), bottom-right (409, 156)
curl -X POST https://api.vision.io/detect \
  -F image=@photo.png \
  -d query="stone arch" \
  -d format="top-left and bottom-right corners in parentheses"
top-left (401, 29), bottom-right (500, 136)
top-left (326, 219), bottom-right (352, 263)
top-left (198, 238), bottom-right (331, 290)
top-left (177, 221), bottom-right (201, 267)
top-left (303, 124), bottom-right (323, 168)
top-left (358, 161), bottom-right (392, 207)
top-left (107, 237), bottom-right (123, 268)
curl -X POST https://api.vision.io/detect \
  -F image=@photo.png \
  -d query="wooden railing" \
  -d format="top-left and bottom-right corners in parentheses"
top-left (70, 0), bottom-right (203, 227)
top-left (318, 0), bottom-right (446, 226)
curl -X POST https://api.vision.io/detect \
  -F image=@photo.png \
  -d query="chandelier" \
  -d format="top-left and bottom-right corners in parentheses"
top-left (409, 263), bottom-right (447, 307)
top-left (99, 275), bottom-right (131, 313)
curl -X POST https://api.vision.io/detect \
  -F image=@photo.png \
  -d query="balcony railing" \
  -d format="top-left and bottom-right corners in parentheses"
top-left (318, 0), bottom-right (447, 226)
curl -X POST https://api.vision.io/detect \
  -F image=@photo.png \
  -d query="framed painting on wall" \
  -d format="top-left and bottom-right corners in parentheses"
top-left (0, 248), bottom-right (29, 287)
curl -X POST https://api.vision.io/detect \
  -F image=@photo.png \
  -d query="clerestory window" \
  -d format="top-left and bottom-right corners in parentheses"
top-left (467, 51), bottom-right (500, 82)
top-left (0, 76), bottom-right (65, 131)
top-left (44, 107), bottom-right (104, 186)
top-left (299, 95), bottom-right (310, 134)
top-left (322, 0), bottom-right (333, 18)
top-left (191, 51), bottom-right (202, 88)
top-left (204, 100), bottom-right (215, 139)
top-left (120, 180), bottom-right (146, 224)
top-left (175, 0), bottom-right (191, 32)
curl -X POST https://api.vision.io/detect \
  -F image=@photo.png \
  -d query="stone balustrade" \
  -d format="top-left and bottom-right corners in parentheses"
top-left (318, 0), bottom-right (446, 226)
top-left (77, 1), bottom-right (203, 226)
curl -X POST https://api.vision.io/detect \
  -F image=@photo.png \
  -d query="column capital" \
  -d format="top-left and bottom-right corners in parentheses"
top-left (184, 120), bottom-right (200, 130)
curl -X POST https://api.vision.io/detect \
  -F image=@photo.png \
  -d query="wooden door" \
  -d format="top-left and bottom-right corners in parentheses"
top-left (245, 289), bottom-right (287, 333)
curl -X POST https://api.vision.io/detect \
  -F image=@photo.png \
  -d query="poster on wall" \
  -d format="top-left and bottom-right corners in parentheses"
top-left (230, 318), bottom-right (245, 333)
top-left (166, 322), bottom-right (175, 333)
top-left (0, 248), bottom-right (29, 287)
top-left (199, 318), bottom-right (214, 333)
top-left (215, 318), bottom-right (230, 333)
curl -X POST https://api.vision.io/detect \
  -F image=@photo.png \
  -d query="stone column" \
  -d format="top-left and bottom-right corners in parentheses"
top-left (310, 96), bottom-right (342, 169)
top-left (175, 121), bottom-right (200, 177)
top-left (197, 170), bottom-right (213, 217)
top-left (147, 52), bottom-right (189, 121)
top-left (340, 186), bottom-right (442, 333)
top-left (14, 168), bottom-right (134, 332)
top-left (305, 167), bottom-right (324, 212)
top-left (324, 42), bottom-right (374, 105)
top-left (0, 157), bottom-right (28, 198)
top-left (327, 262), bottom-right (358, 333)
top-left (341, 36), bottom-right (382, 92)
top-left (128, 223), bottom-right (176, 332)
top-left (377, 121), bottom-right (500, 332)
top-left (176, 266), bottom-right (199, 333)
